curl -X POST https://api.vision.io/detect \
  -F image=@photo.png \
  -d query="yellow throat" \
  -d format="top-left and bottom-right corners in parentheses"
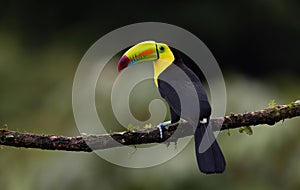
top-left (153, 44), bottom-right (175, 87)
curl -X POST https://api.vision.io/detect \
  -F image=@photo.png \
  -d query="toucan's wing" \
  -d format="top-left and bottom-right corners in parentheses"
top-left (158, 79), bottom-right (211, 123)
top-left (157, 51), bottom-right (211, 125)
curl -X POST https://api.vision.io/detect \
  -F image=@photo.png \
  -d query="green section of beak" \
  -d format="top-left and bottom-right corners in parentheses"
top-left (118, 41), bottom-right (158, 72)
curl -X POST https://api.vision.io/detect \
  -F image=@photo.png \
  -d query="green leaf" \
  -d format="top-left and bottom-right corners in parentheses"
top-left (268, 100), bottom-right (276, 108)
top-left (239, 126), bottom-right (253, 136)
top-left (127, 124), bottom-right (140, 132)
top-left (227, 129), bottom-right (232, 136)
top-left (144, 123), bottom-right (152, 129)
top-left (1, 124), bottom-right (8, 130)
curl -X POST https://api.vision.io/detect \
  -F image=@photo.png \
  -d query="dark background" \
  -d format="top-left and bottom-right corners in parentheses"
top-left (0, 1), bottom-right (299, 190)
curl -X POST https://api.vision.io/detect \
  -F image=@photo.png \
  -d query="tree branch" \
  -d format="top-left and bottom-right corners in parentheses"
top-left (1, 101), bottom-right (300, 152)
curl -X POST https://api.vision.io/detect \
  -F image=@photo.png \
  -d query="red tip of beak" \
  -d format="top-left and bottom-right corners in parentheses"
top-left (118, 55), bottom-right (130, 72)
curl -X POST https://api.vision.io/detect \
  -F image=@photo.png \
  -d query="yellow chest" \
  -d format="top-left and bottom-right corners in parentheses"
top-left (153, 58), bottom-right (174, 87)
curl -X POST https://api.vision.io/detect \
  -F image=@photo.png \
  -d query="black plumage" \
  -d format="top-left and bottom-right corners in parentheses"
top-left (157, 48), bottom-right (226, 174)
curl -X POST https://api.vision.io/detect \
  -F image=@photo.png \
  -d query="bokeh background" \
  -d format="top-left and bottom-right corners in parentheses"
top-left (0, 1), bottom-right (300, 190)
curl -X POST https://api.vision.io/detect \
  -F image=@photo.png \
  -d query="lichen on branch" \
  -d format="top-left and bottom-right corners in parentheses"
top-left (0, 101), bottom-right (299, 152)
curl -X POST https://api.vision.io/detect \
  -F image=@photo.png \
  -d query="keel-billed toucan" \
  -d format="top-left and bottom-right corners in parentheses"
top-left (117, 41), bottom-right (226, 174)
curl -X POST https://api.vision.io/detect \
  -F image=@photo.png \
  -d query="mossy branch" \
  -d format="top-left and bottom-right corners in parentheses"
top-left (1, 101), bottom-right (300, 152)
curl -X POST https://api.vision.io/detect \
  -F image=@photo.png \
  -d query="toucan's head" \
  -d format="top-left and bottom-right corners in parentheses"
top-left (118, 41), bottom-right (174, 72)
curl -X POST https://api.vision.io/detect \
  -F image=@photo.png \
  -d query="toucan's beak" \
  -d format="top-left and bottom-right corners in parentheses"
top-left (118, 41), bottom-right (158, 72)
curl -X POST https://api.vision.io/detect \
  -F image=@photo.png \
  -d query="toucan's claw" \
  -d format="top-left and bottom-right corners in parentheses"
top-left (180, 118), bottom-right (187, 123)
top-left (156, 120), bottom-right (172, 138)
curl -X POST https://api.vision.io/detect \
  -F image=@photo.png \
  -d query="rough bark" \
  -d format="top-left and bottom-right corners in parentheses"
top-left (0, 101), bottom-right (299, 152)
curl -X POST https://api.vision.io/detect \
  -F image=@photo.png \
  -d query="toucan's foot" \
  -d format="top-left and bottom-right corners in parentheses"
top-left (180, 118), bottom-right (187, 123)
top-left (156, 120), bottom-right (171, 139)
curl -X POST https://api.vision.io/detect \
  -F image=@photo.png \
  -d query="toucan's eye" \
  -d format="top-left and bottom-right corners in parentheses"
top-left (159, 46), bottom-right (165, 52)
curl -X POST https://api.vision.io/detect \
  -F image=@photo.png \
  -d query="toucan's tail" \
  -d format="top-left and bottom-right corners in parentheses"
top-left (194, 123), bottom-right (226, 174)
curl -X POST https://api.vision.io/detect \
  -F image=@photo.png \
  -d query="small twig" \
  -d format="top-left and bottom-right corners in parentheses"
top-left (0, 101), bottom-right (299, 152)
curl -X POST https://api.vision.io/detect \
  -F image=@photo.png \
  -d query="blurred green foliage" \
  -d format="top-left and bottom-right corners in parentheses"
top-left (0, 1), bottom-right (299, 190)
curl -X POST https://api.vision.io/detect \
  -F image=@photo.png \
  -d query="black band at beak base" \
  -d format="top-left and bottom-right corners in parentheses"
top-left (155, 43), bottom-right (160, 59)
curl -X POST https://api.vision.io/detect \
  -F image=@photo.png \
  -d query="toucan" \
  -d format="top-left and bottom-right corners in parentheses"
top-left (117, 41), bottom-right (226, 174)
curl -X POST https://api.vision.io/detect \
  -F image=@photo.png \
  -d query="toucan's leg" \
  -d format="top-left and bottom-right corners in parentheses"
top-left (157, 105), bottom-right (181, 139)
top-left (156, 121), bottom-right (172, 138)
top-left (156, 118), bottom-right (188, 139)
